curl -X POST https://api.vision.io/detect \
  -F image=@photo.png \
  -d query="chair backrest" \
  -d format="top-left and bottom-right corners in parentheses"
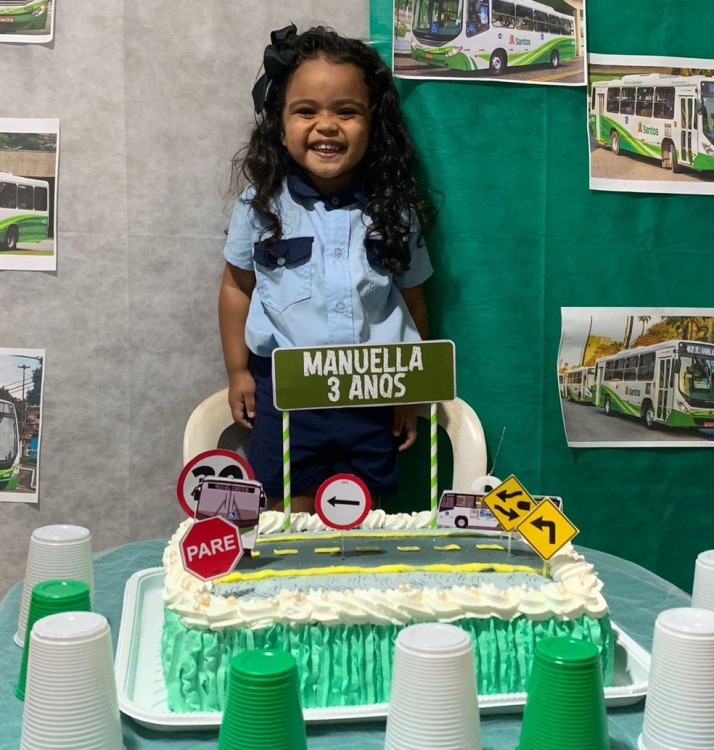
top-left (183, 390), bottom-right (488, 492)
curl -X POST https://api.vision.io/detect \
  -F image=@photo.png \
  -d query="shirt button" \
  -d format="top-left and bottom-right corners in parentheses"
top-left (334, 248), bottom-right (343, 258)
top-left (331, 197), bottom-right (340, 206)
top-left (276, 257), bottom-right (286, 266)
top-left (336, 302), bottom-right (346, 313)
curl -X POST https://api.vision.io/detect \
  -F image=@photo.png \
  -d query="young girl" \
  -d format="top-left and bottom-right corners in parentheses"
top-left (219, 24), bottom-right (433, 512)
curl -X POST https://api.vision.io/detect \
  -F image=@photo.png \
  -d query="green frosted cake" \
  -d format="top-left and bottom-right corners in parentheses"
top-left (161, 511), bottom-right (614, 712)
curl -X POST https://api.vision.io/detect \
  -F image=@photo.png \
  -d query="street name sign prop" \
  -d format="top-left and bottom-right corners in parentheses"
top-left (272, 340), bottom-right (455, 410)
top-left (271, 340), bottom-right (457, 531)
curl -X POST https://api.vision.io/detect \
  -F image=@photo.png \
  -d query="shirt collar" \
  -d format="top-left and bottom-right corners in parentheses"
top-left (287, 169), bottom-right (368, 211)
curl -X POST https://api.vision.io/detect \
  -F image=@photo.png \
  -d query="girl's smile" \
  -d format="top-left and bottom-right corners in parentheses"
top-left (281, 56), bottom-right (371, 194)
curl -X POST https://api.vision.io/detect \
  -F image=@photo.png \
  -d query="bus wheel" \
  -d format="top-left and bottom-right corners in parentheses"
top-left (489, 50), bottom-right (506, 75)
top-left (550, 49), bottom-right (559, 68)
top-left (610, 130), bottom-right (621, 155)
top-left (641, 401), bottom-right (655, 429)
top-left (604, 396), bottom-right (613, 416)
top-left (4, 226), bottom-right (18, 251)
top-left (455, 516), bottom-right (469, 529)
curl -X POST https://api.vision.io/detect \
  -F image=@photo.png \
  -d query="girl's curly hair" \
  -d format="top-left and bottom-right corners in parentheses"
top-left (231, 26), bottom-right (432, 275)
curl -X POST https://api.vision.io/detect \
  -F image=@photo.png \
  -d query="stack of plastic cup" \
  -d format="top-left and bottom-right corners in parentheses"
top-left (16, 579), bottom-right (91, 700)
top-left (691, 550), bottom-right (714, 611)
top-left (20, 611), bottom-right (124, 750)
top-left (639, 607), bottom-right (714, 750)
top-left (384, 622), bottom-right (482, 750)
top-left (218, 649), bottom-right (307, 750)
top-left (15, 525), bottom-right (93, 647)
top-left (517, 637), bottom-right (609, 750)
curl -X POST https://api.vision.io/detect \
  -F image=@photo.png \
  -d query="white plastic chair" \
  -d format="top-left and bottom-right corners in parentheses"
top-left (183, 389), bottom-right (488, 492)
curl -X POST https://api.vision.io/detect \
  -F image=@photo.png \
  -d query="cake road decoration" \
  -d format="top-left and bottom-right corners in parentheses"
top-left (516, 497), bottom-right (579, 562)
top-left (176, 448), bottom-right (255, 518)
top-left (272, 340), bottom-right (456, 530)
top-left (179, 516), bottom-right (244, 582)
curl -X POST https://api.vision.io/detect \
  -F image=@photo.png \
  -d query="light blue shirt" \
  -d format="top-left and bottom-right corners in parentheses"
top-left (223, 179), bottom-right (433, 357)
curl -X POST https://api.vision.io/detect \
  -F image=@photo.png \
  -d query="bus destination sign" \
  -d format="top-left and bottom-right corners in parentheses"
top-left (679, 341), bottom-right (714, 359)
top-left (272, 340), bottom-right (456, 410)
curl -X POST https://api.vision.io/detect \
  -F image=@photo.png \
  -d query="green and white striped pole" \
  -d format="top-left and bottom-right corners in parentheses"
top-left (430, 403), bottom-right (438, 528)
top-left (282, 411), bottom-right (291, 532)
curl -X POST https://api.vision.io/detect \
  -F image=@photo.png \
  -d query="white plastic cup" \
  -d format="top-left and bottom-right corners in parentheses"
top-left (638, 607), bottom-right (714, 750)
top-left (20, 611), bottom-right (124, 750)
top-left (384, 623), bottom-right (482, 750)
top-left (691, 550), bottom-right (714, 612)
top-left (15, 525), bottom-right (93, 647)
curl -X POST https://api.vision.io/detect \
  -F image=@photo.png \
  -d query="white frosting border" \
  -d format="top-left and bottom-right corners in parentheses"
top-left (163, 512), bottom-right (608, 631)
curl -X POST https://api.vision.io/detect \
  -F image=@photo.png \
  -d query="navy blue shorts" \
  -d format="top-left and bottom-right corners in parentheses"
top-left (248, 356), bottom-right (399, 498)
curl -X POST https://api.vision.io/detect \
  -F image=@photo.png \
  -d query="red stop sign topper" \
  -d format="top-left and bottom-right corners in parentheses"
top-left (180, 516), bottom-right (244, 582)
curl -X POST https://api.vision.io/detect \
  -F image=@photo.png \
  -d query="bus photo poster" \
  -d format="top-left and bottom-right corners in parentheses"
top-left (558, 307), bottom-right (714, 448)
top-left (0, 0), bottom-right (55, 45)
top-left (589, 54), bottom-right (714, 195)
top-left (0, 118), bottom-right (59, 271)
top-left (0, 348), bottom-right (45, 504)
top-left (392, 0), bottom-right (586, 86)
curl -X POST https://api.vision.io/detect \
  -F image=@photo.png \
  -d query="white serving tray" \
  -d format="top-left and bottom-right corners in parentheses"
top-left (115, 567), bottom-right (650, 732)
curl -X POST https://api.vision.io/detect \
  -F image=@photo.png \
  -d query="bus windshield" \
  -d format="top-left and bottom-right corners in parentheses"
top-left (413, 0), bottom-right (464, 42)
top-left (701, 82), bottom-right (714, 144)
top-left (679, 355), bottom-right (714, 404)
top-left (0, 409), bottom-right (18, 466)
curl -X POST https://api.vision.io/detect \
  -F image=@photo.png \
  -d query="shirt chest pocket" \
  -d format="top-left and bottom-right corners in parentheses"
top-left (253, 237), bottom-right (313, 313)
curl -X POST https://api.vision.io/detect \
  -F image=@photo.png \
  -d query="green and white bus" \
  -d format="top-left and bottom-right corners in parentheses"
top-left (410, 0), bottom-right (575, 75)
top-left (589, 74), bottom-right (714, 173)
top-left (0, 400), bottom-right (20, 492)
top-left (0, 172), bottom-right (50, 250)
top-left (594, 340), bottom-right (714, 430)
top-left (0, 0), bottom-right (48, 32)
top-left (562, 366), bottom-right (596, 404)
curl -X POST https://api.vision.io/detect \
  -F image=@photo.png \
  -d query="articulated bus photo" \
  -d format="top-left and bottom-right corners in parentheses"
top-left (589, 74), bottom-right (714, 174)
top-left (562, 366), bottom-right (596, 404)
top-left (410, 0), bottom-right (575, 75)
top-left (594, 340), bottom-right (714, 430)
top-left (0, 400), bottom-right (20, 492)
top-left (0, 172), bottom-right (50, 250)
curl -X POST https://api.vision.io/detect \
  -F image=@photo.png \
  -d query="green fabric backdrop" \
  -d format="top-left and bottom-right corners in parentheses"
top-left (372, 0), bottom-right (713, 593)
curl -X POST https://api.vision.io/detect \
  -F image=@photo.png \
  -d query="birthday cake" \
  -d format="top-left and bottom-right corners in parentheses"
top-left (161, 510), bottom-right (614, 712)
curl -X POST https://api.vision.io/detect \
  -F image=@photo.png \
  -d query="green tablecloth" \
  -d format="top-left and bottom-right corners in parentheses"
top-left (0, 539), bottom-right (691, 749)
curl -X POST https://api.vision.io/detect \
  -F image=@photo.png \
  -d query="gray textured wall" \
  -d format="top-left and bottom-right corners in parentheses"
top-left (0, 0), bottom-right (369, 598)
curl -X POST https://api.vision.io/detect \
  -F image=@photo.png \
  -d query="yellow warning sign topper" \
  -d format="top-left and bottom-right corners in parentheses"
top-left (482, 475), bottom-right (536, 532)
top-left (517, 498), bottom-right (578, 561)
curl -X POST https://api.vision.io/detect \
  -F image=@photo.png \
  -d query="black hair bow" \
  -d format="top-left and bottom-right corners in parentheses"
top-left (251, 23), bottom-right (298, 114)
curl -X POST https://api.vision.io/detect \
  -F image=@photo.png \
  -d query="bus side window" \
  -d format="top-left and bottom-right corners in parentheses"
top-left (0, 182), bottom-right (17, 209)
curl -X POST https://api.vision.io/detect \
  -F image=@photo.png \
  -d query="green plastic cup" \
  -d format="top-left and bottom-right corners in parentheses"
top-left (518, 637), bottom-right (609, 750)
top-left (15, 579), bottom-right (91, 700)
top-left (218, 649), bottom-right (307, 750)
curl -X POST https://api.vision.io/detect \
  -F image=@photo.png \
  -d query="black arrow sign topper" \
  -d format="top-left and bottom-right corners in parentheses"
top-left (496, 489), bottom-right (523, 501)
top-left (327, 496), bottom-right (361, 507)
top-left (532, 516), bottom-right (556, 544)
